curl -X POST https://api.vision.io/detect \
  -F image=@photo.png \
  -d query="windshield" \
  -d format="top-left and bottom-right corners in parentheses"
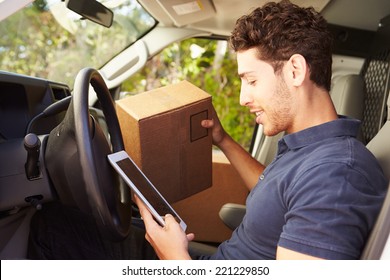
top-left (0, 0), bottom-right (156, 88)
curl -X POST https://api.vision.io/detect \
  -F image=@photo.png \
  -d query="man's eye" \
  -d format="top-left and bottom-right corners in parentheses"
top-left (248, 80), bottom-right (256, 85)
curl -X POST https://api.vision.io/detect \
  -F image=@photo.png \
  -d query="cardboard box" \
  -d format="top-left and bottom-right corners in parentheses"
top-left (116, 80), bottom-right (213, 202)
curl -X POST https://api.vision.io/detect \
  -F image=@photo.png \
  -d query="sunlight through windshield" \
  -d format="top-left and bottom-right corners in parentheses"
top-left (0, 0), bottom-right (156, 88)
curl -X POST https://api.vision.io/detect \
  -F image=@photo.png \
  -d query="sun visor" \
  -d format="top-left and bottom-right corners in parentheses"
top-left (149, 0), bottom-right (216, 27)
top-left (0, 0), bottom-right (33, 21)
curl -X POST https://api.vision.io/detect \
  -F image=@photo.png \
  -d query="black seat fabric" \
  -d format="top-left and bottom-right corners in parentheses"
top-left (360, 15), bottom-right (390, 144)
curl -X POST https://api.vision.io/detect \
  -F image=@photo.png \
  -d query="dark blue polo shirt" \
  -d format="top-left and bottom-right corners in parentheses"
top-left (206, 117), bottom-right (387, 259)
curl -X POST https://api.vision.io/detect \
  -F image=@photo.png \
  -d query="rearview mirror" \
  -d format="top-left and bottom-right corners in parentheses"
top-left (66, 0), bottom-right (113, 28)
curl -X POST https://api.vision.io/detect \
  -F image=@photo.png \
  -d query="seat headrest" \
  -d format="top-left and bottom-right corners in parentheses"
top-left (331, 74), bottom-right (365, 121)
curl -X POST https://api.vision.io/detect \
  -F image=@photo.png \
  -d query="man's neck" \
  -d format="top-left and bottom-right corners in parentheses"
top-left (287, 85), bottom-right (338, 134)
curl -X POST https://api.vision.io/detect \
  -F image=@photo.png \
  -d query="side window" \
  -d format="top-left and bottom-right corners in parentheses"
top-left (121, 38), bottom-right (254, 150)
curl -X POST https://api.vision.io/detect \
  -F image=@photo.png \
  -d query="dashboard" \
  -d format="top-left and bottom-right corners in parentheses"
top-left (0, 70), bottom-right (112, 213)
top-left (0, 71), bottom-right (72, 212)
top-left (0, 71), bottom-right (71, 142)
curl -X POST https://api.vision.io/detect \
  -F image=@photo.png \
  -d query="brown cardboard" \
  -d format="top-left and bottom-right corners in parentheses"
top-left (172, 151), bottom-right (248, 243)
top-left (116, 80), bottom-right (213, 203)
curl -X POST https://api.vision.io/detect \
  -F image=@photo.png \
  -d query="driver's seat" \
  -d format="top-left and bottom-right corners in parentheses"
top-left (360, 94), bottom-right (390, 259)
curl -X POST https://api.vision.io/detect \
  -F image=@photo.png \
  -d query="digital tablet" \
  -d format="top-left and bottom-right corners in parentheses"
top-left (107, 150), bottom-right (187, 231)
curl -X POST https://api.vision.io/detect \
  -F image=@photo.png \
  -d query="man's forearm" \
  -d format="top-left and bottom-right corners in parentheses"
top-left (217, 134), bottom-right (265, 190)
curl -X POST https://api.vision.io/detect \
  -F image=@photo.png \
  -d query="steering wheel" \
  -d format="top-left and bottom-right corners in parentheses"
top-left (45, 68), bottom-right (132, 241)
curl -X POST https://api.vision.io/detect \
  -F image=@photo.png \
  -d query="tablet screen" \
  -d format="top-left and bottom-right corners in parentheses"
top-left (116, 157), bottom-right (177, 218)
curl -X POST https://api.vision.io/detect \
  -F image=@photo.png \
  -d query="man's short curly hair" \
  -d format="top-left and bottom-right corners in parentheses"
top-left (229, 0), bottom-right (333, 91)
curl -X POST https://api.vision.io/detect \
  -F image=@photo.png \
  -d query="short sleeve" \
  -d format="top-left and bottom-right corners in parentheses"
top-left (278, 162), bottom-right (383, 259)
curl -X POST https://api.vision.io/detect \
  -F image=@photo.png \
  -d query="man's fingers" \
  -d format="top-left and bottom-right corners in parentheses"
top-left (201, 119), bottom-right (214, 128)
top-left (163, 214), bottom-right (184, 231)
top-left (186, 233), bottom-right (195, 242)
top-left (163, 214), bottom-right (175, 222)
top-left (134, 195), bottom-right (149, 218)
top-left (134, 195), bottom-right (162, 233)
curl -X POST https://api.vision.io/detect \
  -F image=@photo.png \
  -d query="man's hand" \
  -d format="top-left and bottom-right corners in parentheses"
top-left (134, 195), bottom-right (194, 260)
top-left (202, 105), bottom-right (264, 190)
top-left (201, 106), bottom-right (227, 147)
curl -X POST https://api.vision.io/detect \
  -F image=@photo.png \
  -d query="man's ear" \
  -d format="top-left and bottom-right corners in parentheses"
top-left (286, 54), bottom-right (307, 87)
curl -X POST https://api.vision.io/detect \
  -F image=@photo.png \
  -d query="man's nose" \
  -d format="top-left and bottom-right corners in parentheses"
top-left (239, 87), bottom-right (252, 106)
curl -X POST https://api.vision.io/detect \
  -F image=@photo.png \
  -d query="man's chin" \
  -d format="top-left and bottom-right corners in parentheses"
top-left (262, 126), bottom-right (285, 137)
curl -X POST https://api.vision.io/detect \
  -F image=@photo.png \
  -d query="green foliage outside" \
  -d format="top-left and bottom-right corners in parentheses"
top-left (121, 39), bottom-right (255, 150)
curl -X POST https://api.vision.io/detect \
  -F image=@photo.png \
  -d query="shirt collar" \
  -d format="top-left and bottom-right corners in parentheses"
top-left (278, 116), bottom-right (361, 154)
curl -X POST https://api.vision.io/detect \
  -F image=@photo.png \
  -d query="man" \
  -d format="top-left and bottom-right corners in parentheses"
top-left (135, 0), bottom-right (388, 260)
